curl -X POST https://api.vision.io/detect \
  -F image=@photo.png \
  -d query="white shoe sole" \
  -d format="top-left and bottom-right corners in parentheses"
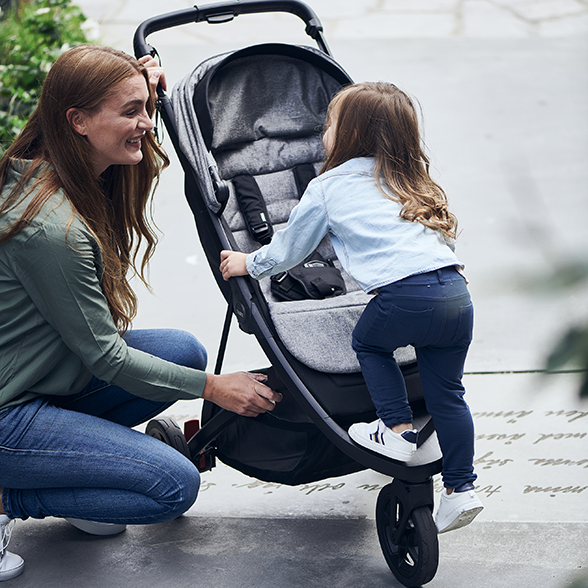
top-left (0, 553), bottom-right (24, 581)
top-left (66, 518), bottom-right (127, 536)
top-left (437, 505), bottom-right (483, 534)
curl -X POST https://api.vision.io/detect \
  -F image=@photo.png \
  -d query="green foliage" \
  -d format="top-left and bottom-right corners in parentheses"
top-left (542, 261), bottom-right (588, 398)
top-left (567, 574), bottom-right (588, 588)
top-left (546, 325), bottom-right (588, 398)
top-left (0, 0), bottom-right (94, 153)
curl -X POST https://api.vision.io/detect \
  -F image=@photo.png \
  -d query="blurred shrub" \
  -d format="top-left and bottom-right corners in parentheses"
top-left (542, 261), bottom-right (588, 398)
top-left (0, 0), bottom-right (94, 154)
top-left (567, 574), bottom-right (588, 588)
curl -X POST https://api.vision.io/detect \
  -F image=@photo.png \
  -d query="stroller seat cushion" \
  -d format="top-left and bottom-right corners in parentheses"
top-left (259, 278), bottom-right (416, 373)
top-left (215, 135), bottom-right (325, 180)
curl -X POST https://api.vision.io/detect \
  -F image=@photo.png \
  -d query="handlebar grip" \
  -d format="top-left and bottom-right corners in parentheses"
top-left (133, 0), bottom-right (330, 59)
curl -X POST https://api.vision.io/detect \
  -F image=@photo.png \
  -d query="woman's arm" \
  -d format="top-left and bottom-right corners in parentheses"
top-left (12, 222), bottom-right (282, 414)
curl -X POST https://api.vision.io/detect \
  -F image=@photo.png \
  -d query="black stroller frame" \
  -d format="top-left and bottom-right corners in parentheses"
top-left (135, 3), bottom-right (443, 585)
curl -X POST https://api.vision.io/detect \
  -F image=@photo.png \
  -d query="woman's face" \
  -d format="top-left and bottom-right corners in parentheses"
top-left (70, 74), bottom-right (153, 175)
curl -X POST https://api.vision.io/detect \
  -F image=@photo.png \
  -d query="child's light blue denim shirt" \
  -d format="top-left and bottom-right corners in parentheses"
top-left (246, 157), bottom-right (462, 293)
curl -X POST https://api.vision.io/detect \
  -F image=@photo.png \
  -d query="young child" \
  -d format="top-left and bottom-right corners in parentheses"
top-left (220, 81), bottom-right (483, 534)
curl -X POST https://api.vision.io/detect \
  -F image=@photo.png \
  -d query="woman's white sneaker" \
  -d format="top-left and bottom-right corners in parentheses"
top-left (435, 483), bottom-right (484, 533)
top-left (348, 419), bottom-right (417, 461)
top-left (0, 515), bottom-right (24, 581)
top-left (66, 518), bottom-right (127, 536)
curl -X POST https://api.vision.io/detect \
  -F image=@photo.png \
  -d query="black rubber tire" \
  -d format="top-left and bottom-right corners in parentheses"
top-left (146, 417), bottom-right (191, 460)
top-left (376, 484), bottom-right (439, 587)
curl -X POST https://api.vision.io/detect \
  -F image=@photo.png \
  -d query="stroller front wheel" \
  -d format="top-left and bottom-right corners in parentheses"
top-left (376, 483), bottom-right (439, 587)
top-left (146, 417), bottom-right (191, 460)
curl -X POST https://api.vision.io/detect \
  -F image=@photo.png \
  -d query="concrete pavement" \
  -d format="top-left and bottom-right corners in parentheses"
top-left (77, 0), bottom-right (588, 48)
top-left (6, 1), bottom-right (588, 586)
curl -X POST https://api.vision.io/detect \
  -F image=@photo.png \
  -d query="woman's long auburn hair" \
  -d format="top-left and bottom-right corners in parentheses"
top-left (0, 45), bottom-right (169, 332)
top-left (321, 82), bottom-right (458, 240)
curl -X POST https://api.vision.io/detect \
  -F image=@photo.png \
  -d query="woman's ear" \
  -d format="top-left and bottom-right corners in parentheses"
top-left (66, 108), bottom-right (87, 136)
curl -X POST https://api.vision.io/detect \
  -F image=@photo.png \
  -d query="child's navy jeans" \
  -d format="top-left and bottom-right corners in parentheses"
top-left (352, 265), bottom-right (476, 489)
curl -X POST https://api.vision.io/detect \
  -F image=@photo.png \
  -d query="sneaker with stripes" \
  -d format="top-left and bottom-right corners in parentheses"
top-left (348, 419), bottom-right (417, 461)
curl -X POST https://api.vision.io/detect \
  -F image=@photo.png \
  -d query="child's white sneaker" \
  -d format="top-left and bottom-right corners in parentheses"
top-left (348, 419), bottom-right (417, 461)
top-left (435, 483), bottom-right (484, 534)
top-left (0, 515), bottom-right (24, 581)
top-left (66, 518), bottom-right (127, 536)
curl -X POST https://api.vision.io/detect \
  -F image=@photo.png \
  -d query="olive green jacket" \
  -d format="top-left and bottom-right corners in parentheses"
top-left (0, 159), bottom-right (206, 409)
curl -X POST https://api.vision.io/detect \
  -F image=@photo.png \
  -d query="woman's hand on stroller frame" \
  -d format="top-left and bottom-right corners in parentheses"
top-left (220, 250), bottom-right (249, 281)
top-left (138, 54), bottom-right (168, 94)
top-left (202, 372), bottom-right (282, 417)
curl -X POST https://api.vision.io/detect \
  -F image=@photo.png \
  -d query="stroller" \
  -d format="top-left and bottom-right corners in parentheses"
top-left (135, 2), bottom-right (444, 586)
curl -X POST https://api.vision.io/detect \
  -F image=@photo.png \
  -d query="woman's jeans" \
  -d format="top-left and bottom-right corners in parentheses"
top-left (0, 329), bottom-right (207, 524)
top-left (352, 266), bottom-right (476, 489)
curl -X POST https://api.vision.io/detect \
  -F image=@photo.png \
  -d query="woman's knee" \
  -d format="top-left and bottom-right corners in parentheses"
top-left (157, 455), bottom-right (201, 521)
top-left (158, 329), bottom-right (207, 371)
top-left (174, 330), bottom-right (208, 371)
top-left (173, 462), bottom-right (200, 518)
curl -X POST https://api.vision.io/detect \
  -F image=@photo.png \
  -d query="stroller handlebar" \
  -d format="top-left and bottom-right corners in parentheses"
top-left (133, 0), bottom-right (331, 59)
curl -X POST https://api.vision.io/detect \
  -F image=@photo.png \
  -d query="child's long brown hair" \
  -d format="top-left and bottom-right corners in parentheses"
top-left (0, 45), bottom-right (169, 332)
top-left (321, 82), bottom-right (457, 240)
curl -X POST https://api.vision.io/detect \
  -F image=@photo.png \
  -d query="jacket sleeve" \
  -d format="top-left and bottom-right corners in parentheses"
top-left (12, 222), bottom-right (207, 401)
top-left (246, 182), bottom-right (329, 280)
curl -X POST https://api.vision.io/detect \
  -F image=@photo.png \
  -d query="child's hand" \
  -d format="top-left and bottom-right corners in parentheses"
top-left (220, 250), bottom-right (249, 281)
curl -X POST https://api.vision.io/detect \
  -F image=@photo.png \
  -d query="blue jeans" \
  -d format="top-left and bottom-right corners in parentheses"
top-left (0, 329), bottom-right (207, 524)
top-left (352, 267), bottom-right (476, 488)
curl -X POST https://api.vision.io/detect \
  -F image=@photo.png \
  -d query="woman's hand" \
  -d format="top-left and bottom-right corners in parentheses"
top-left (202, 372), bottom-right (282, 417)
top-left (138, 54), bottom-right (167, 96)
top-left (220, 250), bottom-right (249, 281)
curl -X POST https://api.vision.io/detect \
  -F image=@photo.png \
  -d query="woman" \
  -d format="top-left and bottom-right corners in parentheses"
top-left (0, 45), bottom-right (281, 581)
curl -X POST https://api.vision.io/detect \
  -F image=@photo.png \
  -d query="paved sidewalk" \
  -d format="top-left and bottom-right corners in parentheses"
top-left (78, 0), bottom-right (588, 49)
top-left (8, 1), bottom-right (587, 587)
